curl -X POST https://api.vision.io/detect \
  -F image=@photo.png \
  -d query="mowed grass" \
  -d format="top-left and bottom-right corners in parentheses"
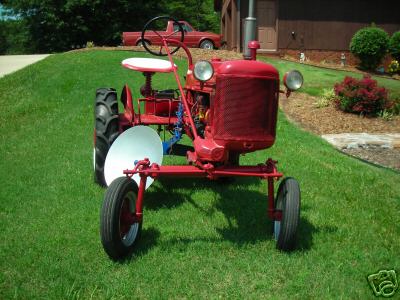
top-left (261, 56), bottom-right (400, 99)
top-left (0, 50), bottom-right (399, 299)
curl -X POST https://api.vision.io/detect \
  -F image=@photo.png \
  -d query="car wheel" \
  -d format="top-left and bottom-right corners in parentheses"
top-left (136, 39), bottom-right (150, 47)
top-left (200, 40), bottom-right (214, 50)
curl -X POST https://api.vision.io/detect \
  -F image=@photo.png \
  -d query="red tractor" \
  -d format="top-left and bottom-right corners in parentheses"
top-left (94, 16), bottom-right (304, 260)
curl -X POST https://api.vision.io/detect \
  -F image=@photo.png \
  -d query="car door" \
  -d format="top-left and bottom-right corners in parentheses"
top-left (180, 22), bottom-right (198, 47)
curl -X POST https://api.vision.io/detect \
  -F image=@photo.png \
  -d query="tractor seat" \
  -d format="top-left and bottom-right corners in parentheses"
top-left (121, 58), bottom-right (177, 73)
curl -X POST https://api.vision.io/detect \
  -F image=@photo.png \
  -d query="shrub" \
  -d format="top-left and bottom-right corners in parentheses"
top-left (350, 27), bottom-right (389, 70)
top-left (315, 88), bottom-right (335, 108)
top-left (86, 41), bottom-right (95, 48)
top-left (387, 60), bottom-right (399, 75)
top-left (389, 98), bottom-right (400, 115)
top-left (334, 75), bottom-right (392, 115)
top-left (389, 31), bottom-right (400, 61)
top-left (378, 109), bottom-right (393, 121)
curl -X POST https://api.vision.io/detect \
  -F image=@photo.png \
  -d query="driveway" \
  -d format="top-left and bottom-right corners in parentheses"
top-left (0, 54), bottom-right (50, 78)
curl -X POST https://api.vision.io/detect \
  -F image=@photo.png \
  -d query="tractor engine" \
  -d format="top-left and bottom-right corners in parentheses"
top-left (189, 59), bottom-right (280, 163)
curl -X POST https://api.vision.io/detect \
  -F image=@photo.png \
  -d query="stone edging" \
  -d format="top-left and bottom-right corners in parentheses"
top-left (321, 133), bottom-right (400, 149)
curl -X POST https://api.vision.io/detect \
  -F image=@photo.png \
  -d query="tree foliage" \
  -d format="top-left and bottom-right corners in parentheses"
top-left (389, 31), bottom-right (400, 61)
top-left (0, 0), bottom-right (220, 53)
top-left (163, 0), bottom-right (219, 32)
top-left (0, 19), bottom-right (30, 54)
top-left (0, 21), bottom-right (6, 54)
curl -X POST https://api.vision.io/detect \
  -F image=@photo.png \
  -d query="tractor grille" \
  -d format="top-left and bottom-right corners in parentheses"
top-left (212, 75), bottom-right (278, 141)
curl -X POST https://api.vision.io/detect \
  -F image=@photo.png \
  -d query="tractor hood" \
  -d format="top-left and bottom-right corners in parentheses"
top-left (216, 60), bottom-right (279, 80)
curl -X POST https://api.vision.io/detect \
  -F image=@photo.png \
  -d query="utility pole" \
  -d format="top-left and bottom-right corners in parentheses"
top-left (243, 0), bottom-right (256, 59)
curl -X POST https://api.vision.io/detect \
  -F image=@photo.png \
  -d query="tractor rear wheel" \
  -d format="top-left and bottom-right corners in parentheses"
top-left (100, 177), bottom-right (142, 260)
top-left (94, 88), bottom-right (119, 187)
top-left (273, 177), bottom-right (300, 251)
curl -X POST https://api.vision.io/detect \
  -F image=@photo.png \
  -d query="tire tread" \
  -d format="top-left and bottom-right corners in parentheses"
top-left (100, 177), bottom-right (141, 260)
top-left (94, 88), bottom-right (119, 186)
top-left (276, 177), bottom-right (301, 251)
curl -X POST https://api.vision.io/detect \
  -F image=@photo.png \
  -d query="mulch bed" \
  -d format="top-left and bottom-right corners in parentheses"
top-left (280, 93), bottom-right (400, 135)
top-left (75, 46), bottom-right (244, 62)
top-left (280, 92), bottom-right (400, 170)
top-left (279, 55), bottom-right (400, 81)
top-left (342, 148), bottom-right (400, 171)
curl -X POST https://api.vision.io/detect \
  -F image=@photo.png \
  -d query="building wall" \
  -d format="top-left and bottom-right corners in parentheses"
top-left (221, 0), bottom-right (240, 51)
top-left (278, 0), bottom-right (400, 51)
top-left (219, 0), bottom-right (400, 52)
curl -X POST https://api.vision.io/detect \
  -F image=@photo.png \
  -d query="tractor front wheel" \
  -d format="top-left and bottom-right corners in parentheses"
top-left (100, 177), bottom-right (142, 260)
top-left (94, 88), bottom-right (119, 186)
top-left (273, 177), bottom-right (301, 251)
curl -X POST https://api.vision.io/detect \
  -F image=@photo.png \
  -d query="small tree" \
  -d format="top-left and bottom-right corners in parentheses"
top-left (389, 31), bottom-right (400, 61)
top-left (350, 26), bottom-right (389, 70)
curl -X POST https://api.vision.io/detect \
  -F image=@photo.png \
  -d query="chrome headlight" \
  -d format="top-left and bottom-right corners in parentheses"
top-left (283, 70), bottom-right (303, 91)
top-left (193, 60), bottom-right (214, 82)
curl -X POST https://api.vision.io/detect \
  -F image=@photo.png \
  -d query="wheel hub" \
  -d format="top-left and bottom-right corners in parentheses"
top-left (119, 193), bottom-right (139, 246)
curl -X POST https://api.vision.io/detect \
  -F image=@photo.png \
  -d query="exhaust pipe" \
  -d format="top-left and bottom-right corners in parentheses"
top-left (243, 0), bottom-right (257, 59)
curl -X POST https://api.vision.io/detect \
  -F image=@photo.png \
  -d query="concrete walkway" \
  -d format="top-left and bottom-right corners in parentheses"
top-left (0, 54), bottom-right (50, 78)
top-left (321, 133), bottom-right (400, 149)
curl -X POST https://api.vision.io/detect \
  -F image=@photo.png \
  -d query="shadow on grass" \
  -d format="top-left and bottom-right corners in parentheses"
top-left (119, 227), bottom-right (161, 263)
top-left (213, 182), bottom-right (333, 252)
top-left (144, 178), bottom-right (208, 211)
top-left (144, 176), bottom-right (242, 211)
top-left (296, 216), bottom-right (338, 252)
top-left (138, 176), bottom-right (326, 253)
top-left (126, 215), bottom-right (331, 260)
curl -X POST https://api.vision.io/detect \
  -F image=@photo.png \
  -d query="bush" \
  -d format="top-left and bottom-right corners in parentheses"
top-left (389, 98), bottom-right (400, 115)
top-left (389, 31), bottom-right (400, 61)
top-left (378, 109), bottom-right (394, 121)
top-left (85, 41), bottom-right (95, 48)
top-left (334, 75), bottom-right (392, 115)
top-left (315, 88), bottom-right (335, 108)
top-left (350, 27), bottom-right (389, 70)
top-left (387, 60), bottom-right (399, 75)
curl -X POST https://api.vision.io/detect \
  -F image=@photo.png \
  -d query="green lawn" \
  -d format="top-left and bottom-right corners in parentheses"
top-left (0, 50), bottom-right (399, 299)
top-left (261, 56), bottom-right (400, 99)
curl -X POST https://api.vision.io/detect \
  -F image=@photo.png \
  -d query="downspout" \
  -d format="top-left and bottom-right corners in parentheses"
top-left (243, 0), bottom-right (256, 59)
top-left (236, 0), bottom-right (241, 51)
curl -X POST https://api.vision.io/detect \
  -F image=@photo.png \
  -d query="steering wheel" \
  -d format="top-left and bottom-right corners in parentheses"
top-left (141, 16), bottom-right (185, 56)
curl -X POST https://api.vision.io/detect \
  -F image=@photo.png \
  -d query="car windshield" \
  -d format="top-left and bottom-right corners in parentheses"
top-left (174, 23), bottom-right (193, 32)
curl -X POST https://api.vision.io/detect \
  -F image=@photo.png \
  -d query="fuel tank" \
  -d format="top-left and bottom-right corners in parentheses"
top-left (215, 59), bottom-right (279, 79)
